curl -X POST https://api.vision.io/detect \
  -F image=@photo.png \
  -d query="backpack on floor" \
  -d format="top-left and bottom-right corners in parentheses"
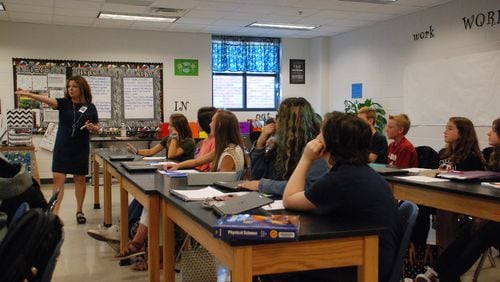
top-left (0, 208), bottom-right (64, 282)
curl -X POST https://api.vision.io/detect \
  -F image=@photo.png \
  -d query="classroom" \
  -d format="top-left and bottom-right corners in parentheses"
top-left (0, 0), bottom-right (498, 281)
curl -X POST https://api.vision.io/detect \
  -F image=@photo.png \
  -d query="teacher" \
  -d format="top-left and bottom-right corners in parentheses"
top-left (15, 76), bottom-right (99, 223)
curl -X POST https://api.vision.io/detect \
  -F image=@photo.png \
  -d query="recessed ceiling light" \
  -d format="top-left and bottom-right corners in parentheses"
top-left (0, 3), bottom-right (6, 11)
top-left (247, 22), bottom-right (319, 30)
top-left (338, 0), bottom-right (398, 4)
top-left (97, 12), bottom-right (178, 23)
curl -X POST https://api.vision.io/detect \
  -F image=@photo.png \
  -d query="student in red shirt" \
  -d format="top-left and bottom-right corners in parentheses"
top-left (386, 114), bottom-right (418, 168)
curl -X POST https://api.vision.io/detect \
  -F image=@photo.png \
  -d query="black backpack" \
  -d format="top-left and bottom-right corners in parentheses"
top-left (0, 208), bottom-right (64, 282)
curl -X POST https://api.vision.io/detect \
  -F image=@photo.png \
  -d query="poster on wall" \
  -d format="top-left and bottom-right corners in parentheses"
top-left (174, 59), bottom-right (199, 76)
top-left (39, 122), bottom-right (58, 152)
top-left (290, 59), bottom-right (305, 84)
top-left (84, 76), bottom-right (112, 119)
top-left (123, 77), bottom-right (154, 119)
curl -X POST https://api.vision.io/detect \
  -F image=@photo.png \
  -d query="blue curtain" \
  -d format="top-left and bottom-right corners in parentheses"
top-left (212, 36), bottom-right (280, 73)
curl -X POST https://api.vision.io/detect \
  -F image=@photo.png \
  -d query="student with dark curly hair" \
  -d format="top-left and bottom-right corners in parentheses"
top-left (240, 97), bottom-right (329, 195)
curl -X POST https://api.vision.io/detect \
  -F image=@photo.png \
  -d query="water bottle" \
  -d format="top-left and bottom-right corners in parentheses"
top-left (120, 123), bottom-right (127, 137)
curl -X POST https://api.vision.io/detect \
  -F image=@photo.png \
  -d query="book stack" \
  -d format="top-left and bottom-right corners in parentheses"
top-left (213, 214), bottom-right (300, 241)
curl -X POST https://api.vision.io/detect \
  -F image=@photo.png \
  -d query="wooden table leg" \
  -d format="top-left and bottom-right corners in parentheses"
top-left (119, 186), bottom-right (129, 253)
top-left (103, 163), bottom-right (112, 227)
top-left (358, 235), bottom-right (378, 282)
top-left (231, 247), bottom-right (253, 282)
top-left (93, 154), bottom-right (100, 209)
top-left (148, 196), bottom-right (160, 282)
top-left (162, 201), bottom-right (175, 282)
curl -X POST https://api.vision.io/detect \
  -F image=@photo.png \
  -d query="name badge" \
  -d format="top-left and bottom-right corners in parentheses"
top-left (79, 106), bottom-right (88, 113)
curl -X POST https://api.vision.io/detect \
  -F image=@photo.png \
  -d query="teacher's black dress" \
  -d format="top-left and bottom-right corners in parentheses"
top-left (52, 98), bottom-right (99, 175)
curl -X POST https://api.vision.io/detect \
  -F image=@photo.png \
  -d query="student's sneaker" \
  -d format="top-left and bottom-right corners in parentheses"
top-left (87, 224), bottom-right (120, 242)
top-left (415, 267), bottom-right (439, 282)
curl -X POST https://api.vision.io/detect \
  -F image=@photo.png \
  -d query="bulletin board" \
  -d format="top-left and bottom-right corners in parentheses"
top-left (12, 58), bottom-right (164, 127)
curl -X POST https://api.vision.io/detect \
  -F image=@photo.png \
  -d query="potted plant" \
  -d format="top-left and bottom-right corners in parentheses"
top-left (344, 98), bottom-right (387, 133)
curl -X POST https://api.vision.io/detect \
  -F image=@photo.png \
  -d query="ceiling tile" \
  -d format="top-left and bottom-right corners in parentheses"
top-left (3, 3), bottom-right (53, 14)
top-left (54, 0), bottom-right (103, 10)
top-left (100, 3), bottom-right (151, 13)
top-left (53, 15), bottom-right (96, 25)
top-left (54, 7), bottom-right (100, 18)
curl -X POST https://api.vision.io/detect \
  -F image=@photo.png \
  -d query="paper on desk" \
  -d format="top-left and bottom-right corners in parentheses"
top-left (402, 168), bottom-right (432, 173)
top-left (395, 175), bottom-right (450, 183)
top-left (262, 200), bottom-right (285, 211)
top-left (170, 186), bottom-right (225, 201)
top-left (142, 156), bottom-right (166, 161)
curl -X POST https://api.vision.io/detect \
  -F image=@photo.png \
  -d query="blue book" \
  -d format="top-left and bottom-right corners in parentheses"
top-left (213, 214), bottom-right (299, 241)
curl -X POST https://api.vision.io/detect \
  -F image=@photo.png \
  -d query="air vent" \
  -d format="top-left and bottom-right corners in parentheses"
top-left (105, 0), bottom-right (153, 6)
top-left (152, 7), bottom-right (185, 13)
top-left (339, 0), bottom-right (398, 4)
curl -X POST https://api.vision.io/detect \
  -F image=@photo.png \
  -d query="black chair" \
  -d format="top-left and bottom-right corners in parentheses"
top-left (482, 146), bottom-right (493, 163)
top-left (415, 146), bottom-right (439, 169)
top-left (388, 201), bottom-right (419, 282)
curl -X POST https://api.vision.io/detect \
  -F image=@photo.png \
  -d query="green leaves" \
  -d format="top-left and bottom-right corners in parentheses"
top-left (344, 98), bottom-right (387, 134)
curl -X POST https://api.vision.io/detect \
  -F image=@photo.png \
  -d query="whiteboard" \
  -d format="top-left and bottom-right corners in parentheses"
top-left (404, 50), bottom-right (500, 126)
top-left (123, 77), bottom-right (154, 119)
top-left (85, 76), bottom-right (112, 120)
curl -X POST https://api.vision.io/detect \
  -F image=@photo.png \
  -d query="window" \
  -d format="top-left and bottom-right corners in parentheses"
top-left (212, 36), bottom-right (280, 110)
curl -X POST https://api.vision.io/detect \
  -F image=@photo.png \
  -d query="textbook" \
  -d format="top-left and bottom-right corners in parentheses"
top-left (481, 182), bottom-right (500, 189)
top-left (437, 170), bottom-right (500, 181)
top-left (213, 214), bottom-right (300, 241)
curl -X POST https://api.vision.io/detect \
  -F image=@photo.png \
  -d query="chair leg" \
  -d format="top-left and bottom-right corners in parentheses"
top-left (472, 249), bottom-right (492, 282)
top-left (486, 247), bottom-right (496, 267)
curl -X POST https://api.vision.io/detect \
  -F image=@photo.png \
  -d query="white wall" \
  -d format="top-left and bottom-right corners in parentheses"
top-left (329, 0), bottom-right (500, 150)
top-left (0, 22), bottom-right (320, 123)
top-left (0, 21), bottom-right (212, 122)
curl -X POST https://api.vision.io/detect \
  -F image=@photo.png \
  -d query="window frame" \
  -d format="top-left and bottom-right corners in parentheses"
top-left (211, 36), bottom-right (281, 111)
top-left (212, 72), bottom-right (280, 111)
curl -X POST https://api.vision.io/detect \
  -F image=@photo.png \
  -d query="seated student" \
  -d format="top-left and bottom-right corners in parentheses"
top-left (239, 97), bottom-right (329, 195)
top-left (282, 112), bottom-right (399, 282)
top-left (111, 108), bottom-right (218, 270)
top-left (127, 113), bottom-right (195, 161)
top-left (416, 118), bottom-right (500, 282)
top-left (194, 106), bottom-right (217, 172)
top-left (164, 110), bottom-right (248, 173)
top-left (386, 114), bottom-right (418, 168)
top-left (438, 116), bottom-right (484, 171)
top-left (357, 106), bottom-right (388, 163)
top-left (411, 117), bottom-right (485, 248)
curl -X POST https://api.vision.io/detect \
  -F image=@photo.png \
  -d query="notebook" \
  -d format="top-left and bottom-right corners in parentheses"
top-left (187, 171), bottom-right (238, 186)
top-left (437, 170), bottom-right (500, 181)
top-left (213, 180), bottom-right (248, 191)
top-left (212, 192), bottom-right (274, 216)
top-left (108, 154), bottom-right (135, 161)
top-left (121, 161), bottom-right (158, 172)
top-left (371, 166), bottom-right (409, 176)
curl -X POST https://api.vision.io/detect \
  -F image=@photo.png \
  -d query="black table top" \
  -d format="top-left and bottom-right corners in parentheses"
top-left (94, 148), bottom-right (386, 245)
top-left (386, 175), bottom-right (500, 200)
top-left (161, 185), bottom-right (385, 246)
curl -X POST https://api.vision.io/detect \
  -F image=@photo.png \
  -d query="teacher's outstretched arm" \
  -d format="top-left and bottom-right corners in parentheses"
top-left (15, 88), bottom-right (58, 109)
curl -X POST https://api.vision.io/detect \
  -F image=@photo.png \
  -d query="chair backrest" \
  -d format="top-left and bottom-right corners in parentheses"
top-left (388, 201), bottom-right (419, 282)
top-left (482, 147), bottom-right (494, 162)
top-left (0, 208), bottom-right (64, 282)
top-left (415, 146), bottom-right (439, 169)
